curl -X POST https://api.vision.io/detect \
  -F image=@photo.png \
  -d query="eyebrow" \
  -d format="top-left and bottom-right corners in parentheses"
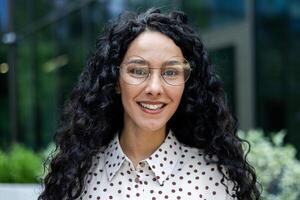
top-left (126, 59), bottom-right (147, 65)
top-left (164, 60), bottom-right (181, 66)
top-left (124, 57), bottom-right (186, 67)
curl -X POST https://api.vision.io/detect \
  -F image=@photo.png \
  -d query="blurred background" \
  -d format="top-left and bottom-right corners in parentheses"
top-left (1, 1), bottom-right (300, 199)
top-left (0, 0), bottom-right (300, 153)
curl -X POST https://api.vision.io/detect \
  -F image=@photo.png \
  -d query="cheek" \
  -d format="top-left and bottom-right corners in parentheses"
top-left (170, 86), bottom-right (185, 104)
top-left (120, 88), bottom-right (131, 107)
top-left (119, 82), bottom-right (139, 107)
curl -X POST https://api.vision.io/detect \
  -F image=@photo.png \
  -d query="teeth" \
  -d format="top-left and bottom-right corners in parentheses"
top-left (140, 103), bottom-right (164, 110)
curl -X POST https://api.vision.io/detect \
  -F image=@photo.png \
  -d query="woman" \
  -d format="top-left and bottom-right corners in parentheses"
top-left (39, 8), bottom-right (260, 200)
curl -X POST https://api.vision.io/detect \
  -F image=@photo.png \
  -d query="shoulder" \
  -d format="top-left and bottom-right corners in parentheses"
top-left (180, 144), bottom-right (210, 164)
top-left (179, 144), bottom-right (237, 199)
top-left (179, 144), bottom-right (219, 174)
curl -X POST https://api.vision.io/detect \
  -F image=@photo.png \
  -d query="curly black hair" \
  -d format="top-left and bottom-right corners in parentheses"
top-left (38, 8), bottom-right (261, 200)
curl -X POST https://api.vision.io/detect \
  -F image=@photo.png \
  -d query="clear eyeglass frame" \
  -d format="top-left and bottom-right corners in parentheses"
top-left (118, 56), bottom-right (192, 86)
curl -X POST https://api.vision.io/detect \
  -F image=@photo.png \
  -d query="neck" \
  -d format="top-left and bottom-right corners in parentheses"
top-left (119, 125), bottom-right (166, 167)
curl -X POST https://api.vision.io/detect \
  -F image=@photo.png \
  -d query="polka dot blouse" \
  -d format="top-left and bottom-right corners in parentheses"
top-left (79, 131), bottom-right (236, 200)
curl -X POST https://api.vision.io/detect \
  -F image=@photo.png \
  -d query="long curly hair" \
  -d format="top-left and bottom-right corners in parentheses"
top-left (38, 8), bottom-right (261, 200)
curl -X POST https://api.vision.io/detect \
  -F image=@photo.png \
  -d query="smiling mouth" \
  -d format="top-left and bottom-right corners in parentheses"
top-left (138, 102), bottom-right (166, 110)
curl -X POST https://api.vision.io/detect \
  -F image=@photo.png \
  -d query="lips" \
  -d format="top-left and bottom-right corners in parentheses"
top-left (139, 103), bottom-right (164, 110)
top-left (137, 102), bottom-right (166, 113)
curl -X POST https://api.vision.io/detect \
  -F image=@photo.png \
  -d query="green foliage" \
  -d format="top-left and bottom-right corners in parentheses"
top-left (239, 130), bottom-right (300, 200)
top-left (0, 151), bottom-right (10, 182)
top-left (0, 144), bottom-right (43, 183)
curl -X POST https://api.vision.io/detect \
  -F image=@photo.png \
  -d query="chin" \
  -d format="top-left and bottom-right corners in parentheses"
top-left (139, 122), bottom-right (166, 132)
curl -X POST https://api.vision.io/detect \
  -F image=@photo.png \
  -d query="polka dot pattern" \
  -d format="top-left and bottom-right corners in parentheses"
top-left (79, 131), bottom-right (236, 200)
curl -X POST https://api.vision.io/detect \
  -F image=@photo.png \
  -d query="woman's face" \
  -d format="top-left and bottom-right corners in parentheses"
top-left (118, 31), bottom-right (185, 132)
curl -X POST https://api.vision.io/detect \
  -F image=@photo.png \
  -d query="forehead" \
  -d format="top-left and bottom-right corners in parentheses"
top-left (122, 31), bottom-right (183, 63)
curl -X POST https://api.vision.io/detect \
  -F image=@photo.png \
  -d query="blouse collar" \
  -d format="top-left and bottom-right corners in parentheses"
top-left (103, 130), bottom-right (182, 185)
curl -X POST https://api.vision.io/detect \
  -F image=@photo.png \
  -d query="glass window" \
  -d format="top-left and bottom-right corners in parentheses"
top-left (210, 47), bottom-right (236, 114)
top-left (255, 0), bottom-right (300, 156)
top-left (182, 0), bottom-right (245, 29)
top-left (0, 46), bottom-right (9, 149)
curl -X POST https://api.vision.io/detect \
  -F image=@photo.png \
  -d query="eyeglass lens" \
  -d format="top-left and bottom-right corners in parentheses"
top-left (120, 57), bottom-right (191, 86)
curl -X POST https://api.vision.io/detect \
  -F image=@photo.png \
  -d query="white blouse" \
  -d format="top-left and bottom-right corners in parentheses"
top-left (79, 131), bottom-right (236, 200)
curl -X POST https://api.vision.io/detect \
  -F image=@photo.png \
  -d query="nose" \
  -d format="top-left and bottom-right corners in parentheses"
top-left (144, 69), bottom-right (164, 96)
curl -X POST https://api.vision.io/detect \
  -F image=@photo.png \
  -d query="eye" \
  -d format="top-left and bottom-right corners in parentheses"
top-left (162, 68), bottom-right (179, 77)
top-left (127, 66), bottom-right (149, 77)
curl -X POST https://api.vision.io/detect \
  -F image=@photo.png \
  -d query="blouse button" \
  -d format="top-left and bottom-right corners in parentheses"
top-left (135, 177), bottom-right (140, 183)
top-left (139, 162), bottom-right (145, 167)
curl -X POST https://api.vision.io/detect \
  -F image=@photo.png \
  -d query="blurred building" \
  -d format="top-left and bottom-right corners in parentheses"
top-left (0, 0), bottom-right (299, 154)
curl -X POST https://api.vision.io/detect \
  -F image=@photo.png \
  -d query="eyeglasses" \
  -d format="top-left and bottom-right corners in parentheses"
top-left (118, 56), bottom-right (191, 86)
